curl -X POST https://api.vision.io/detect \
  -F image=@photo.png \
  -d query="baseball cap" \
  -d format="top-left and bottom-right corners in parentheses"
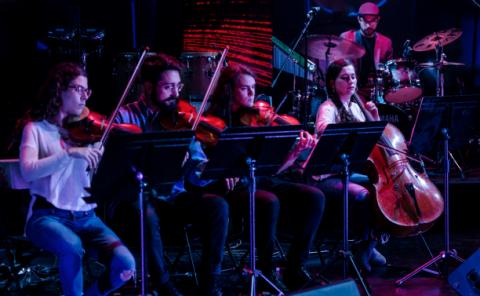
top-left (358, 2), bottom-right (380, 16)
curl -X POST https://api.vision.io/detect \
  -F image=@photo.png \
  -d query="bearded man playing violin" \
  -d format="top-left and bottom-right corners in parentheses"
top-left (205, 64), bottom-right (326, 292)
top-left (114, 53), bottom-right (228, 296)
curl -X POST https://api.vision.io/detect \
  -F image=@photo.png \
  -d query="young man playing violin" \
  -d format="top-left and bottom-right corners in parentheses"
top-left (18, 62), bottom-right (136, 296)
top-left (114, 53), bottom-right (228, 296)
top-left (205, 64), bottom-right (326, 292)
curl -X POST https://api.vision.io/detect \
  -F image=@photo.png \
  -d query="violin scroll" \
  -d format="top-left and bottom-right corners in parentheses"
top-left (157, 99), bottom-right (226, 146)
top-left (65, 107), bottom-right (142, 146)
top-left (239, 100), bottom-right (301, 127)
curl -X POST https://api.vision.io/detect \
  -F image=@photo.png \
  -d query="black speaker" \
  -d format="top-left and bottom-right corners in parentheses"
top-left (448, 249), bottom-right (480, 296)
top-left (289, 279), bottom-right (360, 296)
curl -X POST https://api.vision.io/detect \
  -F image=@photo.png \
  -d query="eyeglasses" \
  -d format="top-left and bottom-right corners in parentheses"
top-left (359, 14), bottom-right (380, 23)
top-left (158, 82), bottom-right (184, 92)
top-left (68, 84), bottom-right (92, 98)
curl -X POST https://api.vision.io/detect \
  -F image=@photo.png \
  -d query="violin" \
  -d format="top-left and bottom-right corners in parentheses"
top-left (65, 107), bottom-right (142, 146)
top-left (158, 99), bottom-right (226, 146)
top-left (239, 100), bottom-right (301, 127)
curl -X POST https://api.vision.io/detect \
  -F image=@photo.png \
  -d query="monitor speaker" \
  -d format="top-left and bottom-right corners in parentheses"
top-left (448, 249), bottom-right (480, 296)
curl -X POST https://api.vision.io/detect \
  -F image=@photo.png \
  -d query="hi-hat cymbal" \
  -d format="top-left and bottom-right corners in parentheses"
top-left (417, 61), bottom-right (465, 68)
top-left (413, 28), bottom-right (462, 52)
top-left (302, 34), bottom-right (366, 62)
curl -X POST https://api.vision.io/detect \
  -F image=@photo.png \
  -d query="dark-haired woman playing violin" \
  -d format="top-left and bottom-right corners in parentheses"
top-left (206, 64), bottom-right (325, 292)
top-left (114, 53), bottom-right (228, 296)
top-left (18, 62), bottom-right (136, 296)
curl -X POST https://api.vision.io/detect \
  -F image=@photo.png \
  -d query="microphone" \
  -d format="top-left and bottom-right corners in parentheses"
top-left (307, 6), bottom-right (321, 17)
top-left (402, 39), bottom-right (411, 58)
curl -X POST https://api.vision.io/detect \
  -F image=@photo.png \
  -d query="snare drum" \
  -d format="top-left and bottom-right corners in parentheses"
top-left (384, 59), bottom-right (422, 104)
top-left (180, 52), bottom-right (218, 100)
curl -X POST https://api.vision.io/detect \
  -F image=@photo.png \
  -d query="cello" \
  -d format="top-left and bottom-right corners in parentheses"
top-left (354, 95), bottom-right (444, 237)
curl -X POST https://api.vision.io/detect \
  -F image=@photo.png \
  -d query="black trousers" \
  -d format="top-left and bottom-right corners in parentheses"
top-left (227, 177), bottom-right (325, 270)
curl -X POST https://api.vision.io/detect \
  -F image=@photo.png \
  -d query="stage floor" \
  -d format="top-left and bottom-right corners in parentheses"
top-left (1, 181), bottom-right (478, 295)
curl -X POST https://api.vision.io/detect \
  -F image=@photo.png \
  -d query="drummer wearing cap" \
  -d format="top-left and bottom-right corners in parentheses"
top-left (340, 1), bottom-right (393, 100)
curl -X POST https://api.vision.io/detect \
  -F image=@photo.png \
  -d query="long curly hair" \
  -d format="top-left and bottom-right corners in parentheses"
top-left (8, 63), bottom-right (86, 153)
top-left (30, 62), bottom-right (87, 123)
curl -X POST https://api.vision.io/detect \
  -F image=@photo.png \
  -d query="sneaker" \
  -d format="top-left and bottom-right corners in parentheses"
top-left (370, 247), bottom-right (387, 267)
top-left (156, 281), bottom-right (183, 296)
top-left (356, 241), bottom-right (375, 272)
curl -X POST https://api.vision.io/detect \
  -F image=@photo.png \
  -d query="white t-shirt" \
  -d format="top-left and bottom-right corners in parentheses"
top-left (20, 120), bottom-right (96, 212)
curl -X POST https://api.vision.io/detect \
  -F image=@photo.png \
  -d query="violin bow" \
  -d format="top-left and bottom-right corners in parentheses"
top-left (99, 47), bottom-right (150, 146)
top-left (191, 46), bottom-right (229, 130)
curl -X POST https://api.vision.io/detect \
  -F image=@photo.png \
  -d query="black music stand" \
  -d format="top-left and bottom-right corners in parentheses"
top-left (397, 95), bottom-right (480, 286)
top-left (91, 130), bottom-right (194, 296)
top-left (304, 121), bottom-right (387, 296)
top-left (202, 125), bottom-right (302, 296)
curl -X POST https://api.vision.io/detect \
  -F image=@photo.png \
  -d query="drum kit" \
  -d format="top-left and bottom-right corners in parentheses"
top-left (164, 28), bottom-right (464, 135)
top-left (44, 27), bottom-right (105, 69)
top-left (299, 28), bottom-right (465, 134)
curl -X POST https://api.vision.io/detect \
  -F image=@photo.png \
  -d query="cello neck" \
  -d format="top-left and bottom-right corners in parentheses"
top-left (351, 94), bottom-right (376, 122)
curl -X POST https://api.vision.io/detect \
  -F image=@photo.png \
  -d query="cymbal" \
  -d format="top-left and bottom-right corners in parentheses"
top-left (417, 61), bottom-right (465, 68)
top-left (412, 28), bottom-right (462, 52)
top-left (302, 34), bottom-right (366, 62)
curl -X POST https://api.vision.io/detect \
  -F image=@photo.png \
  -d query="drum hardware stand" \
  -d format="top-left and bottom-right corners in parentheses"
top-left (372, 64), bottom-right (386, 104)
top-left (435, 45), bottom-right (446, 97)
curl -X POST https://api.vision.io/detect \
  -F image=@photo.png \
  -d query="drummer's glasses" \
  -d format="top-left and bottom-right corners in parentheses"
top-left (158, 83), bottom-right (184, 92)
top-left (68, 84), bottom-right (92, 98)
top-left (359, 15), bottom-right (380, 23)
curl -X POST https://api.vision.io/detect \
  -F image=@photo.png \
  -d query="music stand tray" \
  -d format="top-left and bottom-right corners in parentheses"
top-left (304, 121), bottom-right (387, 176)
top-left (409, 95), bottom-right (480, 158)
top-left (202, 125), bottom-right (302, 296)
top-left (202, 125), bottom-right (302, 179)
top-left (91, 130), bottom-right (194, 199)
top-left (304, 121), bottom-right (386, 296)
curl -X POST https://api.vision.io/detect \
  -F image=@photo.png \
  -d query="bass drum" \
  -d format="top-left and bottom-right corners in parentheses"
top-left (180, 52), bottom-right (219, 100)
top-left (377, 103), bottom-right (413, 138)
top-left (384, 59), bottom-right (422, 104)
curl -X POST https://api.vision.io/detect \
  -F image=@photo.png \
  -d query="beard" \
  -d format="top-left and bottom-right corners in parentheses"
top-left (151, 94), bottom-right (178, 114)
top-left (362, 28), bottom-right (375, 37)
top-left (160, 96), bottom-right (178, 112)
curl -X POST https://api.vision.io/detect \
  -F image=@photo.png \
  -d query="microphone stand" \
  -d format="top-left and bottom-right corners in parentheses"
top-left (271, 8), bottom-right (319, 89)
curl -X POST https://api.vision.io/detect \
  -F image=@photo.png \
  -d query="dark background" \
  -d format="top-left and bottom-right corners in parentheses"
top-left (1, 0), bottom-right (479, 157)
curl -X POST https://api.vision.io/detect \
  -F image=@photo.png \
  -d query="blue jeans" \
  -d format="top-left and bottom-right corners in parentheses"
top-left (26, 208), bottom-right (136, 296)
